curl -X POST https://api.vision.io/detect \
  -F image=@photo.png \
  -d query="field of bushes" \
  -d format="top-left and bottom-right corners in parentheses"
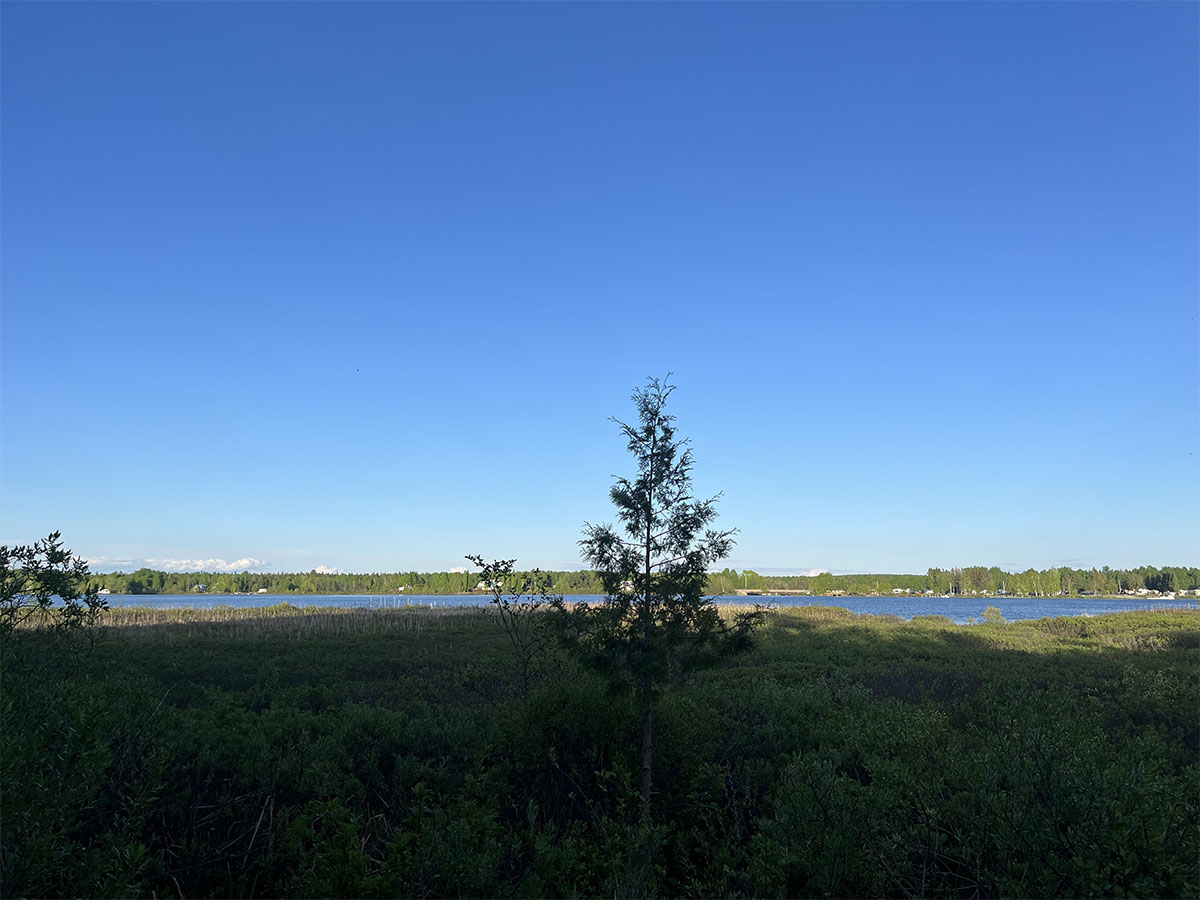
top-left (3, 604), bottom-right (1196, 898)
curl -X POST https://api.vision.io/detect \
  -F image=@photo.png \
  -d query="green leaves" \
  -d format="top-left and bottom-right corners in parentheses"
top-left (1, 531), bottom-right (107, 642)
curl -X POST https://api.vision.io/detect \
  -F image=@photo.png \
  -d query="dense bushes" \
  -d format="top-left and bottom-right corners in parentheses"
top-left (1, 637), bottom-right (168, 896)
top-left (2, 607), bottom-right (1196, 897)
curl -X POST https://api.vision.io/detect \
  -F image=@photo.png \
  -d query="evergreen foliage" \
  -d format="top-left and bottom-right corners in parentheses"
top-left (549, 376), bottom-right (763, 812)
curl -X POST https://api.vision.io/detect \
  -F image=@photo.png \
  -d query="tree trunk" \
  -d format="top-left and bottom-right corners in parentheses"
top-left (640, 427), bottom-right (656, 819)
top-left (640, 682), bottom-right (653, 819)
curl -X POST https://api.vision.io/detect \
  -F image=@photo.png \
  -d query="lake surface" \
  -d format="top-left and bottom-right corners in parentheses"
top-left (102, 593), bottom-right (1197, 625)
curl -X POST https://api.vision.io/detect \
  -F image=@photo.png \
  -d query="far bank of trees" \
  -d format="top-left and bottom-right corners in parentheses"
top-left (708, 565), bottom-right (1197, 597)
top-left (83, 564), bottom-right (1199, 597)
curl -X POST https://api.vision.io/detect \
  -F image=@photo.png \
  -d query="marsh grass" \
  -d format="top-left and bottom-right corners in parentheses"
top-left (97, 602), bottom-right (490, 642)
top-left (85, 600), bottom-right (877, 646)
top-left (78, 601), bottom-right (1200, 655)
top-left (4, 601), bottom-right (1196, 898)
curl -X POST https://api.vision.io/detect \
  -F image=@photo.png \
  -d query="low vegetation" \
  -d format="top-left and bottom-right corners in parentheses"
top-left (3, 604), bottom-right (1196, 897)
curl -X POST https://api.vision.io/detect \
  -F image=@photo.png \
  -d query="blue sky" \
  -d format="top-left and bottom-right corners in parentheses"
top-left (2, 2), bottom-right (1196, 575)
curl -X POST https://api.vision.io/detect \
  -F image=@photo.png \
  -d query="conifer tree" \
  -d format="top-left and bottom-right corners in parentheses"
top-left (552, 376), bottom-right (762, 816)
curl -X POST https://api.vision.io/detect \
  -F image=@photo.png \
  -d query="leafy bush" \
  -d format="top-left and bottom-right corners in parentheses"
top-left (1, 532), bottom-right (107, 640)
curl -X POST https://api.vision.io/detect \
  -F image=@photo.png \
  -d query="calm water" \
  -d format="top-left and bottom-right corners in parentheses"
top-left (102, 593), bottom-right (1197, 625)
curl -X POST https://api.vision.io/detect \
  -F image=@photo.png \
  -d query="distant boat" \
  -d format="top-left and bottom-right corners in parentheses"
top-left (98, 588), bottom-right (112, 595)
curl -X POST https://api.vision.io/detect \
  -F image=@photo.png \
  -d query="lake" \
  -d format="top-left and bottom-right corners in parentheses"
top-left (101, 593), bottom-right (1197, 625)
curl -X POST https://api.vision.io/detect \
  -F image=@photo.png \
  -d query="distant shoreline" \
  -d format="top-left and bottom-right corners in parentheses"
top-left (86, 564), bottom-right (1198, 601)
top-left (95, 589), bottom-right (1189, 601)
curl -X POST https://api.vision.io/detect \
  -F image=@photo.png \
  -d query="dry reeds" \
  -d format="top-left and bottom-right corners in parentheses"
top-left (96, 603), bottom-right (491, 644)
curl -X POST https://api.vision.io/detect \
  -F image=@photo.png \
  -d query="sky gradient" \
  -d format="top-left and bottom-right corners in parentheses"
top-left (2, 2), bottom-right (1197, 575)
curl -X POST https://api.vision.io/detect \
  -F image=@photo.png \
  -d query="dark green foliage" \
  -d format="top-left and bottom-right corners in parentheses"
top-left (0, 534), bottom-right (150, 896)
top-left (2, 606), bottom-right (1197, 897)
top-left (1, 638), bottom-right (168, 896)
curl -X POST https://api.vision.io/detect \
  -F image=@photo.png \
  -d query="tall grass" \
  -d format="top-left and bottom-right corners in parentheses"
top-left (97, 602), bottom-right (491, 643)
top-left (26, 599), bottom-right (1198, 655)
top-left (5, 595), bottom-right (1196, 898)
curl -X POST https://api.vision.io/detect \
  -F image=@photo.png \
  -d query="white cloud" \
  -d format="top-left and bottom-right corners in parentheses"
top-left (313, 565), bottom-right (340, 575)
top-left (449, 566), bottom-right (469, 574)
top-left (752, 567), bottom-right (830, 577)
top-left (88, 556), bottom-right (270, 573)
top-left (87, 557), bottom-right (129, 569)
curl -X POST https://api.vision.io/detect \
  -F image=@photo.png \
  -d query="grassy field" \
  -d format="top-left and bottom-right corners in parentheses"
top-left (3, 604), bottom-right (1196, 897)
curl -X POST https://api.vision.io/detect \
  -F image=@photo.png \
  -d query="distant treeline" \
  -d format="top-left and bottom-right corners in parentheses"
top-left (714, 565), bottom-right (1198, 597)
top-left (86, 564), bottom-right (1199, 597)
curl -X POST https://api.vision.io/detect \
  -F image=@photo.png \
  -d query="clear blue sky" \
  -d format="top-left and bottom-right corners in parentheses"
top-left (2, 2), bottom-right (1197, 576)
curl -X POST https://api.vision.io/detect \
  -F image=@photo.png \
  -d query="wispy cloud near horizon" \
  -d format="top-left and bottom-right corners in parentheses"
top-left (87, 556), bottom-right (271, 573)
top-left (752, 567), bottom-right (831, 577)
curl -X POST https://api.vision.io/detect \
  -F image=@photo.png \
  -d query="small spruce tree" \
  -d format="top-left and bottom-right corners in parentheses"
top-left (551, 376), bottom-right (762, 817)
